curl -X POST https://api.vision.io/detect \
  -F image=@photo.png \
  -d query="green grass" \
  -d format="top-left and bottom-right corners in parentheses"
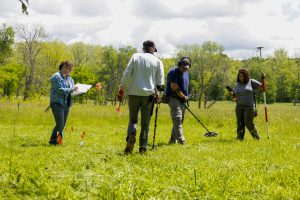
top-left (0, 99), bottom-right (299, 199)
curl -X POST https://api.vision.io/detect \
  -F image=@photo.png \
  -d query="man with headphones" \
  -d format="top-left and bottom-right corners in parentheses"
top-left (118, 40), bottom-right (164, 154)
top-left (165, 57), bottom-right (191, 144)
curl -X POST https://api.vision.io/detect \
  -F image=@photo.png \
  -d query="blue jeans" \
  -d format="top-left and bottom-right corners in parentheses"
top-left (49, 103), bottom-right (70, 144)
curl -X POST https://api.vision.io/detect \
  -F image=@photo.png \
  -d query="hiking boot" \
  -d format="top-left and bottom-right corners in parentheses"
top-left (124, 143), bottom-right (134, 155)
top-left (178, 139), bottom-right (185, 145)
top-left (139, 147), bottom-right (147, 154)
top-left (168, 139), bottom-right (176, 145)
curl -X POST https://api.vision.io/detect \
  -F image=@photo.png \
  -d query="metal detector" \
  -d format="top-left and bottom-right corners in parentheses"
top-left (183, 102), bottom-right (218, 137)
top-left (151, 101), bottom-right (159, 150)
top-left (151, 86), bottom-right (165, 150)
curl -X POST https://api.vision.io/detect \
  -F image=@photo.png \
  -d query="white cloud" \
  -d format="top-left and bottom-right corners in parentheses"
top-left (69, 0), bottom-right (111, 17)
top-left (0, 0), bottom-right (299, 59)
top-left (0, 0), bottom-right (22, 18)
top-left (282, 1), bottom-right (300, 21)
top-left (30, 0), bottom-right (66, 15)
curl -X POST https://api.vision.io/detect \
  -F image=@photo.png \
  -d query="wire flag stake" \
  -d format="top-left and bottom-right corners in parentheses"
top-left (257, 47), bottom-right (270, 139)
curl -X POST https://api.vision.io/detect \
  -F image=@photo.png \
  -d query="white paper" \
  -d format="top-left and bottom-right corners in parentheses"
top-left (71, 83), bottom-right (92, 96)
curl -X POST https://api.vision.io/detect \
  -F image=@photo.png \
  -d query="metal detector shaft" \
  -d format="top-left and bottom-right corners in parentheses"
top-left (152, 102), bottom-right (159, 150)
top-left (182, 103), bottom-right (211, 133)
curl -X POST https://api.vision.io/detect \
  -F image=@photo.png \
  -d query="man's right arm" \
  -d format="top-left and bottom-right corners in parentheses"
top-left (171, 82), bottom-right (189, 102)
top-left (169, 71), bottom-right (188, 102)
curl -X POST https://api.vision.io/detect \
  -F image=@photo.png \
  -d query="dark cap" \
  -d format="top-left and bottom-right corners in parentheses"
top-left (143, 40), bottom-right (157, 52)
top-left (179, 57), bottom-right (191, 69)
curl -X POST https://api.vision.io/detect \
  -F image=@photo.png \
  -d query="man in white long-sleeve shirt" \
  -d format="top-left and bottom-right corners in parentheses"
top-left (118, 40), bottom-right (164, 154)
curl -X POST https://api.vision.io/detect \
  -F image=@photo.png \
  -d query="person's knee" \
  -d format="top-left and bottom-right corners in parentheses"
top-left (172, 117), bottom-right (182, 123)
top-left (245, 122), bottom-right (254, 129)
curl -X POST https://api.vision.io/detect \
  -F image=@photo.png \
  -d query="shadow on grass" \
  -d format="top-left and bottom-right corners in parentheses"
top-left (20, 143), bottom-right (53, 147)
top-left (151, 138), bottom-right (237, 148)
top-left (200, 137), bottom-right (237, 144)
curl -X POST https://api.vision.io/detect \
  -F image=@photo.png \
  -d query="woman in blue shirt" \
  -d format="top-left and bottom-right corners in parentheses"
top-left (49, 61), bottom-right (77, 145)
top-left (232, 69), bottom-right (261, 140)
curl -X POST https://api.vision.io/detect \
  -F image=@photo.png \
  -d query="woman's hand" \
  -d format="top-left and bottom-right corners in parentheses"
top-left (226, 86), bottom-right (236, 101)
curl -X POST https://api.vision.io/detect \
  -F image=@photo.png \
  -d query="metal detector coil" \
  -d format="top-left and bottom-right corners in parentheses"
top-left (183, 103), bottom-right (218, 137)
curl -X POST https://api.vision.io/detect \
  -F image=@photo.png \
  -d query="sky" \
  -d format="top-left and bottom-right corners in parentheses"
top-left (0, 0), bottom-right (300, 59)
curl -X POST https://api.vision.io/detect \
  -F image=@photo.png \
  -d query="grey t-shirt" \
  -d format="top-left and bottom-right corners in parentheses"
top-left (233, 79), bottom-right (261, 106)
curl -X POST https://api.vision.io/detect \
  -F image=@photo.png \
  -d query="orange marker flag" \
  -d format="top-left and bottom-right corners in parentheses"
top-left (80, 130), bottom-right (86, 139)
top-left (96, 82), bottom-right (102, 91)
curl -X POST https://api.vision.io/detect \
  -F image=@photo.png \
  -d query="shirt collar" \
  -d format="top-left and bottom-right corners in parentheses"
top-left (59, 71), bottom-right (70, 79)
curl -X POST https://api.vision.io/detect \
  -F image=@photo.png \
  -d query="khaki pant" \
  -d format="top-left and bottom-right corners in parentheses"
top-left (126, 95), bottom-right (154, 149)
top-left (168, 97), bottom-right (185, 144)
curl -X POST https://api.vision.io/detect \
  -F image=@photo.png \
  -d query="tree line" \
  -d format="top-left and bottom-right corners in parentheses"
top-left (1, 24), bottom-right (300, 108)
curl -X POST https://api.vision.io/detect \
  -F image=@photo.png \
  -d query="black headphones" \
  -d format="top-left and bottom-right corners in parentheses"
top-left (177, 57), bottom-right (192, 68)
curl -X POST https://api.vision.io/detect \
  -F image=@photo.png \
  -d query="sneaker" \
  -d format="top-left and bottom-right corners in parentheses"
top-left (178, 139), bottom-right (185, 145)
top-left (139, 147), bottom-right (147, 154)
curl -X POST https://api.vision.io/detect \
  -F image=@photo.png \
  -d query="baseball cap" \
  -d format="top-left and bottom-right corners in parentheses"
top-left (181, 58), bottom-right (191, 69)
top-left (143, 40), bottom-right (157, 52)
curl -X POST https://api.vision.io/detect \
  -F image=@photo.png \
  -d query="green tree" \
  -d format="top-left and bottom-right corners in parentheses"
top-left (69, 42), bottom-right (89, 67)
top-left (266, 49), bottom-right (297, 102)
top-left (34, 41), bottom-right (71, 95)
top-left (177, 41), bottom-right (229, 108)
top-left (15, 24), bottom-right (47, 100)
top-left (0, 24), bottom-right (15, 65)
top-left (292, 58), bottom-right (300, 102)
top-left (0, 64), bottom-right (23, 97)
top-left (72, 65), bottom-right (99, 103)
top-left (99, 45), bottom-right (136, 103)
top-left (243, 57), bottom-right (277, 103)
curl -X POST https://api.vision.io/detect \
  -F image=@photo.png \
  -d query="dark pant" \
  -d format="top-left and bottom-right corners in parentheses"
top-left (235, 104), bottom-right (260, 140)
top-left (126, 95), bottom-right (153, 149)
top-left (49, 103), bottom-right (70, 143)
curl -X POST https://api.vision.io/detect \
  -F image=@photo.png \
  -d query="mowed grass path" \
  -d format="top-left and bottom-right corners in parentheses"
top-left (0, 99), bottom-right (299, 199)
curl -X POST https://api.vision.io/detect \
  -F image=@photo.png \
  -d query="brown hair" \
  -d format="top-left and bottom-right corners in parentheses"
top-left (237, 68), bottom-right (250, 84)
top-left (59, 61), bottom-right (73, 70)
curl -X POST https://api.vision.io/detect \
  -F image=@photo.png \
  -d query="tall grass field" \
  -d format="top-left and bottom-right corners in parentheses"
top-left (0, 99), bottom-right (299, 199)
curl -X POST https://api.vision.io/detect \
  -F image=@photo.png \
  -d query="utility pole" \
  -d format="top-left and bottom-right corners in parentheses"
top-left (257, 47), bottom-right (270, 139)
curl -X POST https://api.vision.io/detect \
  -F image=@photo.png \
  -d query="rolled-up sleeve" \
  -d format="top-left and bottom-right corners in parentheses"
top-left (251, 79), bottom-right (262, 90)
